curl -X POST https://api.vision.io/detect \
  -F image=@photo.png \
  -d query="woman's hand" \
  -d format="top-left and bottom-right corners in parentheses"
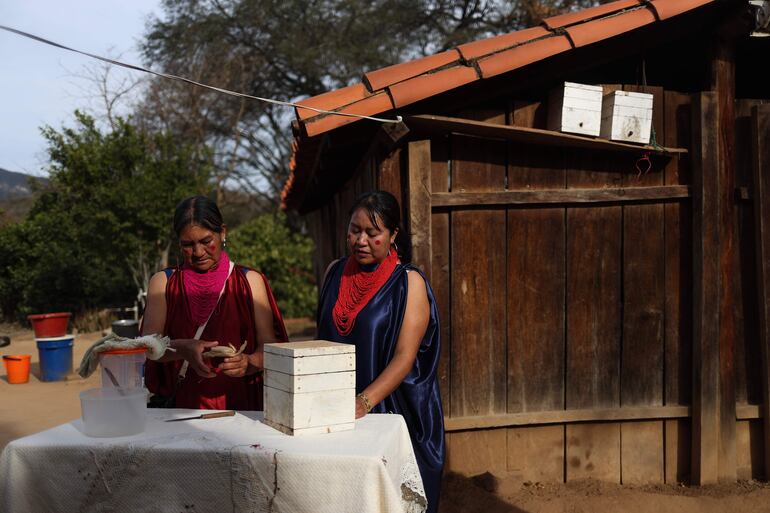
top-left (355, 395), bottom-right (368, 419)
top-left (219, 353), bottom-right (249, 378)
top-left (172, 339), bottom-right (218, 378)
top-left (355, 393), bottom-right (374, 419)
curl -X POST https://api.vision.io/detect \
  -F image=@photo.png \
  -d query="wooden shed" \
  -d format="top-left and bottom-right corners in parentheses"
top-left (282, 0), bottom-right (770, 485)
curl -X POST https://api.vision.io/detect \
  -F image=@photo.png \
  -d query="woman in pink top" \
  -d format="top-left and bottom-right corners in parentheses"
top-left (142, 196), bottom-right (287, 409)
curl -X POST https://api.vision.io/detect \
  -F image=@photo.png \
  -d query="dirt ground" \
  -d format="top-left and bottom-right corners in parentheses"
top-left (3, 324), bottom-right (770, 512)
top-left (0, 325), bottom-right (102, 449)
top-left (440, 471), bottom-right (770, 513)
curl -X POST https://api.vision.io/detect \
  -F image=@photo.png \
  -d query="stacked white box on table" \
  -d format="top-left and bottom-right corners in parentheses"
top-left (547, 82), bottom-right (604, 137)
top-left (600, 90), bottom-right (654, 144)
top-left (263, 340), bottom-right (355, 435)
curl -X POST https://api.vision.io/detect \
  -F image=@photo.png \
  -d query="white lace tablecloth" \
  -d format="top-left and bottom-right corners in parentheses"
top-left (0, 410), bottom-right (426, 513)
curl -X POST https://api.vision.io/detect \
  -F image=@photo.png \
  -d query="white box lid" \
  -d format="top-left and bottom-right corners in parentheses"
top-left (563, 81), bottom-right (604, 93)
top-left (264, 340), bottom-right (354, 357)
top-left (604, 90), bottom-right (654, 107)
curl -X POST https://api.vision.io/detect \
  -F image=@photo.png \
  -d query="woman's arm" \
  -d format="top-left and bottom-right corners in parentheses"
top-left (219, 271), bottom-right (278, 377)
top-left (141, 271), bottom-right (168, 337)
top-left (356, 271), bottom-right (429, 418)
top-left (142, 270), bottom-right (217, 378)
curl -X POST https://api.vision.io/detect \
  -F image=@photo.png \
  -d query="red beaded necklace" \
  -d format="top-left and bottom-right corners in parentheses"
top-left (333, 248), bottom-right (398, 336)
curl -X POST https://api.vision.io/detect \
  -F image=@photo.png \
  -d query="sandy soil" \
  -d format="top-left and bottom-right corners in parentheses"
top-left (4, 324), bottom-right (770, 512)
top-left (440, 471), bottom-right (770, 513)
top-left (0, 327), bottom-right (102, 449)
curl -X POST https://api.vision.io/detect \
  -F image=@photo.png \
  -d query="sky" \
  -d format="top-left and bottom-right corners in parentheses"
top-left (0, 1), bottom-right (161, 176)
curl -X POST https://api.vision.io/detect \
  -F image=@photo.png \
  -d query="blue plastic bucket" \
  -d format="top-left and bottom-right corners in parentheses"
top-left (35, 335), bottom-right (74, 381)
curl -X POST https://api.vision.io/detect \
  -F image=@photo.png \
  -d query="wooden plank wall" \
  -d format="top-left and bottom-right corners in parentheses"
top-left (734, 100), bottom-right (764, 410)
top-left (446, 107), bottom-right (509, 474)
top-left (619, 85), bottom-right (665, 484)
top-left (565, 84), bottom-right (623, 482)
top-left (506, 100), bottom-right (566, 482)
top-left (434, 86), bottom-right (695, 484)
top-left (305, 90), bottom-right (769, 484)
top-left (663, 91), bottom-right (693, 483)
top-left (738, 99), bottom-right (770, 480)
top-left (305, 156), bottom-right (378, 287)
top-left (430, 135), bottom-right (452, 418)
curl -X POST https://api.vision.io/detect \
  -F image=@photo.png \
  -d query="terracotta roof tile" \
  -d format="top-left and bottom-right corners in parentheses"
top-left (284, 0), bottom-right (718, 209)
top-left (476, 35), bottom-right (572, 79)
top-left (302, 91), bottom-right (395, 137)
top-left (281, 133), bottom-right (324, 209)
top-left (457, 26), bottom-right (550, 61)
top-left (648, 0), bottom-right (713, 21)
top-left (542, 0), bottom-right (643, 29)
top-left (364, 50), bottom-right (461, 91)
top-left (295, 83), bottom-right (370, 121)
top-left (565, 6), bottom-right (657, 48)
top-left (388, 65), bottom-right (479, 108)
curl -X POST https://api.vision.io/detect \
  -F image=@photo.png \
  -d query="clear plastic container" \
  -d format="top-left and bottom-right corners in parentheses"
top-left (99, 348), bottom-right (146, 389)
top-left (79, 387), bottom-right (147, 437)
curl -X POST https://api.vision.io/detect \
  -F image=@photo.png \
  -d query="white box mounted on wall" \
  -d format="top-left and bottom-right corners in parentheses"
top-left (600, 90), bottom-right (654, 144)
top-left (547, 81), bottom-right (604, 137)
top-left (263, 340), bottom-right (356, 436)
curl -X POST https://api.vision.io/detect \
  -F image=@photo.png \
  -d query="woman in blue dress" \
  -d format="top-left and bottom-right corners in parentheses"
top-left (316, 190), bottom-right (445, 513)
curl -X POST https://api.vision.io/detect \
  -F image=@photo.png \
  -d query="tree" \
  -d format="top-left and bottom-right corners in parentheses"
top-left (0, 112), bottom-right (211, 320)
top-left (139, 0), bottom-right (600, 211)
top-left (0, 222), bottom-right (27, 317)
top-left (227, 211), bottom-right (316, 317)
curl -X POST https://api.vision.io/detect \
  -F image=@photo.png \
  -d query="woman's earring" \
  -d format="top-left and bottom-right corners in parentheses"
top-left (223, 238), bottom-right (227, 248)
top-left (391, 241), bottom-right (399, 254)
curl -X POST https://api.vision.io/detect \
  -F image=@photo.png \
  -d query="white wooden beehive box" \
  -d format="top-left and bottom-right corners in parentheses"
top-left (547, 82), bottom-right (603, 137)
top-left (263, 340), bottom-right (355, 436)
top-left (600, 90), bottom-right (654, 144)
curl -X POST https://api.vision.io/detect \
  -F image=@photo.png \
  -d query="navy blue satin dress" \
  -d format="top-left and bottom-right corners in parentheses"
top-left (317, 258), bottom-right (445, 513)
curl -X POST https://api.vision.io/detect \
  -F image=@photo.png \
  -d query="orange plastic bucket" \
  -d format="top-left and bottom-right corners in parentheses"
top-left (3, 354), bottom-right (31, 384)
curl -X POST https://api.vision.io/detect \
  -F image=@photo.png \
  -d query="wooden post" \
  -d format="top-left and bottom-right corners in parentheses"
top-left (691, 91), bottom-right (720, 485)
top-left (711, 31), bottom-right (738, 482)
top-left (407, 140), bottom-right (433, 279)
top-left (663, 91), bottom-right (693, 484)
top-left (751, 105), bottom-right (770, 478)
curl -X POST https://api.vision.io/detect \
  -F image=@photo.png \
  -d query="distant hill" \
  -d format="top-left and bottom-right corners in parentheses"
top-left (0, 168), bottom-right (47, 223)
top-left (0, 168), bottom-right (46, 201)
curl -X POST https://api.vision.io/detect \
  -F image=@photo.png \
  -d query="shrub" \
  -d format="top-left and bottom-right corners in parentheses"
top-left (228, 212), bottom-right (316, 318)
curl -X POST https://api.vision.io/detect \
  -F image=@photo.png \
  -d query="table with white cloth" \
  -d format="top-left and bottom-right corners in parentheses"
top-left (0, 409), bottom-right (426, 513)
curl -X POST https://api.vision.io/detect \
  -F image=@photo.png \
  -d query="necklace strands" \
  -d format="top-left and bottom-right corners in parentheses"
top-left (333, 248), bottom-right (398, 336)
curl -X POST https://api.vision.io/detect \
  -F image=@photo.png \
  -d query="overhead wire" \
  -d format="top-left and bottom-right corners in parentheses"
top-left (0, 24), bottom-right (403, 125)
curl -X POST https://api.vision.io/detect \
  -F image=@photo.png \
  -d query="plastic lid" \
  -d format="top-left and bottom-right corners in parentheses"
top-left (35, 335), bottom-right (75, 342)
top-left (100, 347), bottom-right (148, 355)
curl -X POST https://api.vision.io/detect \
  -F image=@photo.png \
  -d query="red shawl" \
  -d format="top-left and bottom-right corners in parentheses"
top-left (145, 266), bottom-right (288, 410)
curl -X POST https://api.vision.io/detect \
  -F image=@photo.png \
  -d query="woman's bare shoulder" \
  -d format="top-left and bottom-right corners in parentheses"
top-left (245, 269), bottom-right (269, 300)
top-left (147, 270), bottom-right (169, 292)
top-left (406, 268), bottom-right (427, 295)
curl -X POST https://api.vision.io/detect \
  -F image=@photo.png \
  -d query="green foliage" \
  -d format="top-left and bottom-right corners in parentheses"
top-left (228, 212), bottom-right (316, 318)
top-left (0, 222), bottom-right (28, 317)
top-left (0, 112), bottom-right (211, 321)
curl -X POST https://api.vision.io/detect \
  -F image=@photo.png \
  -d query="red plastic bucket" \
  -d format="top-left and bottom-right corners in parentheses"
top-left (27, 312), bottom-right (71, 338)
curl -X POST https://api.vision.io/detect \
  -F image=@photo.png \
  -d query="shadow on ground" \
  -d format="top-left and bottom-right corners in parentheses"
top-left (439, 472), bottom-right (528, 513)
